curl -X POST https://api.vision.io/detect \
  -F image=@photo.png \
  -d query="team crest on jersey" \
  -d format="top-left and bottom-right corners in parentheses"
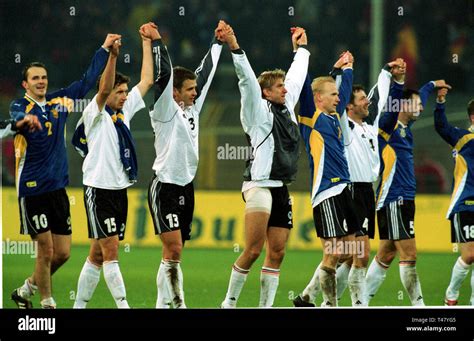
top-left (399, 128), bottom-right (406, 138)
top-left (452, 149), bottom-right (458, 158)
top-left (51, 108), bottom-right (58, 119)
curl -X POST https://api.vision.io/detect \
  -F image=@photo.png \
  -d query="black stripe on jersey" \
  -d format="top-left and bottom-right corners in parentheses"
top-left (152, 41), bottom-right (172, 104)
top-left (195, 39), bottom-right (221, 100)
top-left (365, 82), bottom-right (380, 125)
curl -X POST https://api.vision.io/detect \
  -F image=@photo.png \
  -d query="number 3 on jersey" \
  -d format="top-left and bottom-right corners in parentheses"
top-left (166, 213), bottom-right (179, 228)
top-left (188, 118), bottom-right (195, 130)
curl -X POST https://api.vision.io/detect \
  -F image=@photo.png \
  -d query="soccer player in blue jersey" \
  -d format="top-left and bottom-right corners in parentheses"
top-left (293, 51), bottom-right (358, 307)
top-left (365, 78), bottom-right (451, 306)
top-left (10, 34), bottom-right (118, 308)
top-left (434, 91), bottom-right (474, 306)
top-left (294, 59), bottom-right (407, 307)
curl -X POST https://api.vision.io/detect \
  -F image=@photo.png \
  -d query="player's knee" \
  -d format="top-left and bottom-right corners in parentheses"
top-left (462, 250), bottom-right (474, 265)
top-left (353, 254), bottom-right (368, 267)
top-left (89, 253), bottom-right (103, 266)
top-left (90, 248), bottom-right (103, 265)
top-left (101, 244), bottom-right (119, 262)
top-left (37, 243), bottom-right (54, 263)
top-left (166, 243), bottom-right (182, 260)
top-left (400, 248), bottom-right (417, 261)
top-left (323, 253), bottom-right (340, 268)
top-left (269, 247), bottom-right (285, 263)
top-left (339, 254), bottom-right (352, 263)
top-left (54, 250), bottom-right (70, 265)
top-left (245, 247), bottom-right (262, 262)
top-left (379, 249), bottom-right (397, 264)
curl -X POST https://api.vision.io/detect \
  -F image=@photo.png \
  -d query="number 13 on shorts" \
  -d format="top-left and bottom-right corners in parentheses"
top-left (166, 213), bottom-right (180, 228)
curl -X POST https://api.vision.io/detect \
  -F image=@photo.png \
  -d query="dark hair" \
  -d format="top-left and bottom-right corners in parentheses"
top-left (173, 66), bottom-right (196, 90)
top-left (96, 72), bottom-right (130, 90)
top-left (402, 88), bottom-right (420, 100)
top-left (22, 62), bottom-right (47, 81)
top-left (467, 100), bottom-right (474, 116)
top-left (349, 84), bottom-right (366, 104)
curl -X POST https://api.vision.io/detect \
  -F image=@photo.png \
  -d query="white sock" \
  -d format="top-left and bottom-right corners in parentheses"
top-left (471, 269), bottom-right (474, 306)
top-left (40, 297), bottom-right (56, 309)
top-left (222, 264), bottom-right (249, 307)
top-left (19, 278), bottom-right (37, 298)
top-left (365, 257), bottom-right (389, 304)
top-left (336, 262), bottom-right (351, 301)
top-left (103, 261), bottom-right (129, 308)
top-left (156, 260), bottom-right (172, 308)
top-left (446, 257), bottom-right (470, 301)
top-left (319, 266), bottom-right (337, 307)
top-left (348, 266), bottom-right (367, 306)
top-left (161, 259), bottom-right (186, 308)
top-left (259, 267), bottom-right (280, 307)
top-left (301, 263), bottom-right (321, 303)
top-left (399, 261), bottom-right (424, 306)
top-left (176, 262), bottom-right (186, 308)
top-left (74, 258), bottom-right (101, 308)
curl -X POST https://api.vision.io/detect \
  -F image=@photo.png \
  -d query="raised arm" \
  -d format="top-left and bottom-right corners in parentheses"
top-left (192, 22), bottom-right (225, 113)
top-left (96, 39), bottom-right (120, 111)
top-left (334, 51), bottom-right (354, 116)
top-left (136, 22), bottom-right (156, 97)
top-left (434, 88), bottom-right (464, 147)
top-left (219, 22), bottom-right (267, 128)
top-left (378, 59), bottom-right (406, 136)
top-left (367, 60), bottom-right (403, 127)
top-left (50, 34), bottom-right (119, 101)
top-left (150, 26), bottom-right (175, 121)
top-left (298, 74), bottom-right (315, 119)
top-left (284, 27), bottom-right (310, 110)
top-left (420, 79), bottom-right (451, 107)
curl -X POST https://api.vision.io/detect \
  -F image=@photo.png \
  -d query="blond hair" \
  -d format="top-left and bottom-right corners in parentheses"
top-left (311, 76), bottom-right (335, 94)
top-left (258, 69), bottom-right (286, 92)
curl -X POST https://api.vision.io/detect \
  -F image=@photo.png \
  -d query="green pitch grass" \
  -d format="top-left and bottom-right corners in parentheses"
top-left (3, 246), bottom-right (472, 308)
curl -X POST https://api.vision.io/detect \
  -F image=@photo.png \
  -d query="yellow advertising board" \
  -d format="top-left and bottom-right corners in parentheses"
top-left (2, 188), bottom-right (453, 252)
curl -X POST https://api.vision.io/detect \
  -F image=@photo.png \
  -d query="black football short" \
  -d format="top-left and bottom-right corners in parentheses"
top-left (450, 211), bottom-right (474, 243)
top-left (350, 183), bottom-right (376, 239)
top-left (377, 200), bottom-right (415, 240)
top-left (148, 175), bottom-right (194, 243)
top-left (19, 188), bottom-right (72, 237)
top-left (313, 186), bottom-right (360, 238)
top-left (84, 186), bottom-right (128, 240)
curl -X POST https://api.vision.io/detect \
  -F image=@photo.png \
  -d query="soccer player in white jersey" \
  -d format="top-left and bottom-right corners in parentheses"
top-left (148, 21), bottom-right (225, 308)
top-left (72, 23), bottom-right (155, 308)
top-left (218, 23), bottom-right (309, 308)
